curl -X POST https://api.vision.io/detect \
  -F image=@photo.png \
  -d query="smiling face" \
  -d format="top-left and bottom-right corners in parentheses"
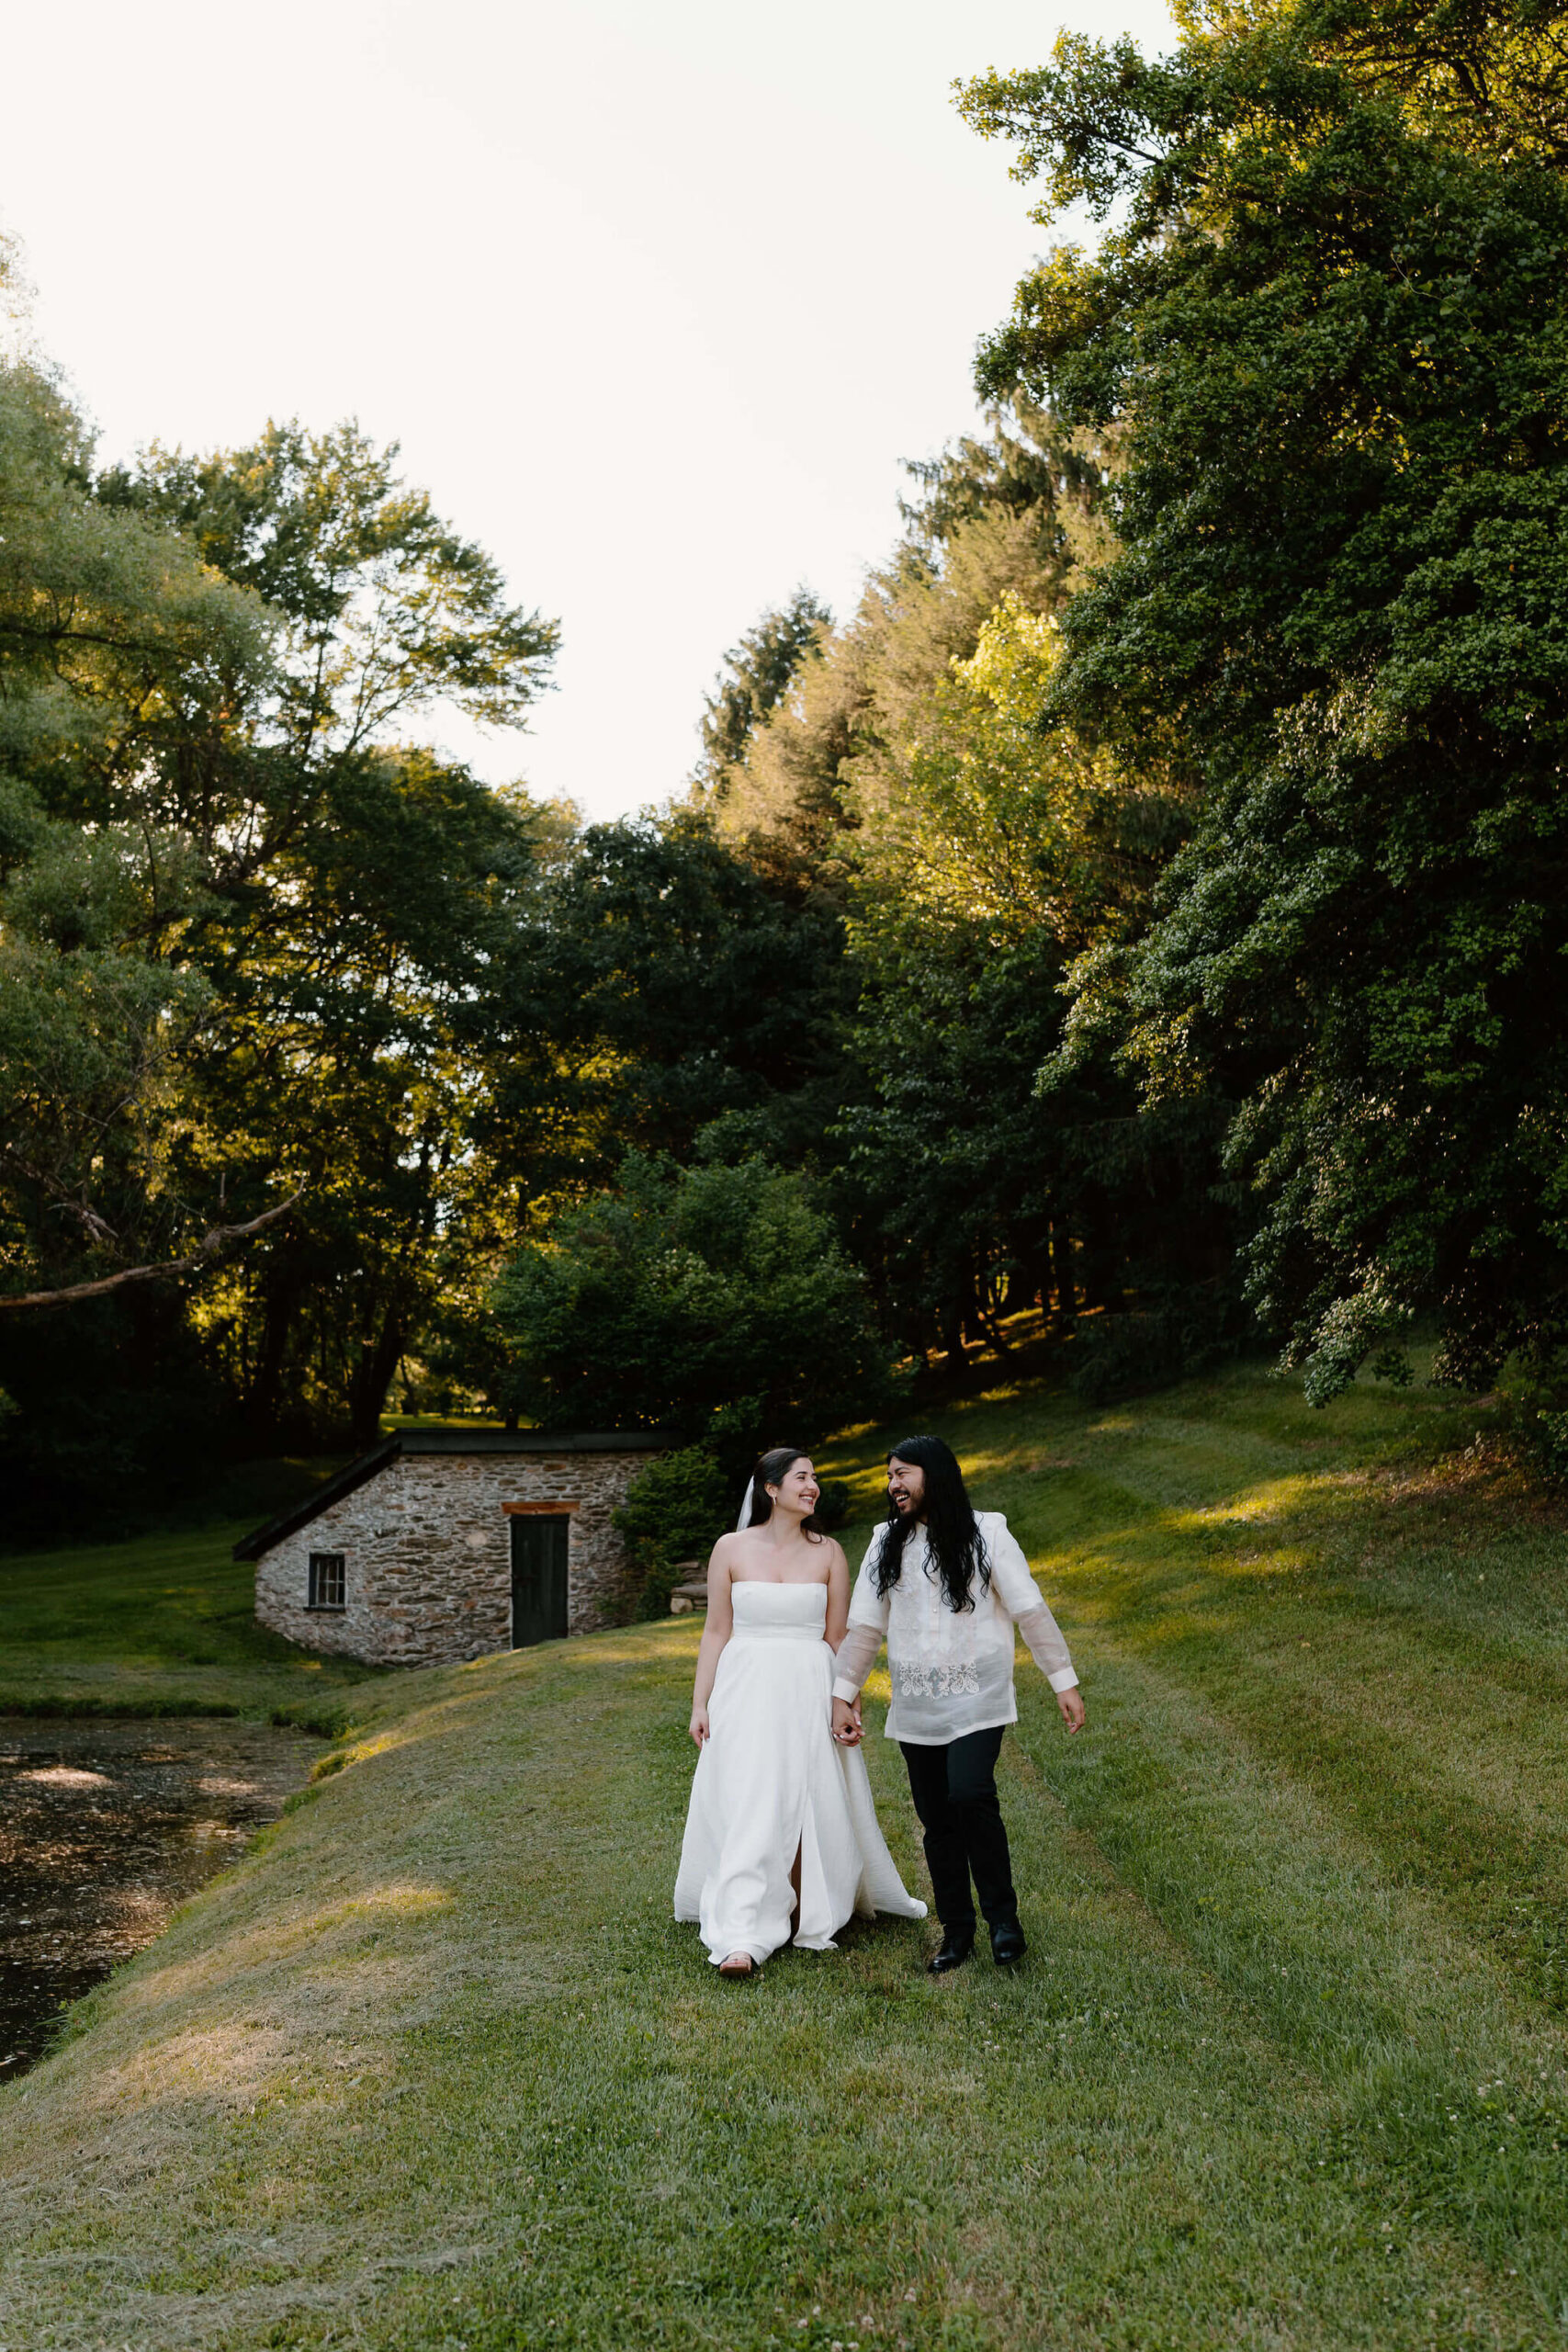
top-left (886, 1456), bottom-right (926, 1518)
top-left (766, 1457), bottom-right (819, 1521)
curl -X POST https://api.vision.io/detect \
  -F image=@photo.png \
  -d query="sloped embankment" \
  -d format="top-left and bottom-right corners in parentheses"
top-left (5, 1366), bottom-right (1568, 2349)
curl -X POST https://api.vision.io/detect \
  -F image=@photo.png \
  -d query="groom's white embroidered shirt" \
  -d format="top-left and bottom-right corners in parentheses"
top-left (831, 1511), bottom-right (1077, 1746)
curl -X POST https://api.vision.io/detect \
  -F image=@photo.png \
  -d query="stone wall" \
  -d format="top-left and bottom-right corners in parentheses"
top-left (253, 1448), bottom-right (652, 1667)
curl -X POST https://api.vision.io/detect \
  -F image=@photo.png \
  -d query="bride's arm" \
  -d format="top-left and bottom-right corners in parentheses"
top-left (823, 1540), bottom-right (852, 1650)
top-left (688, 1537), bottom-right (737, 1746)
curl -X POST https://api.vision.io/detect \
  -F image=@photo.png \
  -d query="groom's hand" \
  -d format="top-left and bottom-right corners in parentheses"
top-left (832, 1697), bottom-right (863, 1747)
top-left (1056, 1687), bottom-right (1086, 1735)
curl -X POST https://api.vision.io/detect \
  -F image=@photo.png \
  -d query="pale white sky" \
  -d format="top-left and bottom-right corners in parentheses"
top-left (6, 0), bottom-right (1174, 821)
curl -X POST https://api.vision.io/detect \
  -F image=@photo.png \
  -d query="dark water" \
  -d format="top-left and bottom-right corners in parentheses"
top-left (0, 1715), bottom-right (321, 2079)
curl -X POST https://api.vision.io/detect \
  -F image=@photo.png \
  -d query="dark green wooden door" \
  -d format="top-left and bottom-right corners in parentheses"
top-left (511, 1515), bottom-right (570, 1646)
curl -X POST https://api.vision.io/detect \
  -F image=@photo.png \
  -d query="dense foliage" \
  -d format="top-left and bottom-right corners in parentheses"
top-left (961, 0), bottom-right (1568, 1401)
top-left (490, 1153), bottom-right (897, 1447)
top-left (611, 1444), bottom-right (734, 1619)
top-left (9, 0), bottom-right (1566, 1534)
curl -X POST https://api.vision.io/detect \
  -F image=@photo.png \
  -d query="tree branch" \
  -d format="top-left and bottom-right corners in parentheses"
top-left (0, 1191), bottom-right (305, 1313)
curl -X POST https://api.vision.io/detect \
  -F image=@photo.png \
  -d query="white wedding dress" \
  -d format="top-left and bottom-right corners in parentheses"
top-left (673, 1579), bottom-right (927, 1966)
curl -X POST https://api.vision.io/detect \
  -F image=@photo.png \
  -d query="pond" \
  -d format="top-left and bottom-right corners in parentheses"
top-left (0, 1714), bottom-right (321, 2080)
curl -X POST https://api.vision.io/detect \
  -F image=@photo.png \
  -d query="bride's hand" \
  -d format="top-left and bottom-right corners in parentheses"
top-left (689, 1706), bottom-right (709, 1747)
top-left (831, 1697), bottom-right (862, 1747)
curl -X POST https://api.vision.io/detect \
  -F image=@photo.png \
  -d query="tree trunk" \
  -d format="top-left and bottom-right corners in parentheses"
top-left (941, 1298), bottom-right (969, 1377)
top-left (1051, 1222), bottom-right (1077, 1329)
top-left (975, 1254), bottom-right (1014, 1353)
top-left (348, 1301), bottom-right (406, 1451)
top-left (1080, 1192), bottom-right (1122, 1314)
top-left (959, 1253), bottom-right (986, 1351)
top-left (243, 1261), bottom-right (305, 1440)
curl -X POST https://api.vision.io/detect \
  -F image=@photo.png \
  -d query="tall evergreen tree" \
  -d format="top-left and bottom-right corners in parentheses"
top-left (693, 587), bottom-right (830, 790)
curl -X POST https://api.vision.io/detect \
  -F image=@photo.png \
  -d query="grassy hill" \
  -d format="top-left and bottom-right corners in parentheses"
top-left (0, 1520), bottom-right (380, 1721)
top-left (5, 1363), bottom-right (1568, 2349)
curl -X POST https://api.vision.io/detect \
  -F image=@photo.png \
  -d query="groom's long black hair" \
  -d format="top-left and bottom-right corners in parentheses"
top-left (872, 1434), bottom-right (990, 1614)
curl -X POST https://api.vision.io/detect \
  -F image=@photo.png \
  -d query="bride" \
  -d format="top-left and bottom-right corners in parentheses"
top-left (673, 1447), bottom-right (926, 1975)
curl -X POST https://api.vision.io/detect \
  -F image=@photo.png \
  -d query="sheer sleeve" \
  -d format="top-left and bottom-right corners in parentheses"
top-left (831, 1622), bottom-right (884, 1703)
top-left (1014, 1603), bottom-right (1078, 1693)
top-left (986, 1515), bottom-right (1078, 1692)
top-left (832, 1530), bottom-right (890, 1702)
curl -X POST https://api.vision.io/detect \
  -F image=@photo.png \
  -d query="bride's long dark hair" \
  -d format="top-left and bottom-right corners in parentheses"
top-left (741, 1447), bottom-right (824, 1543)
top-left (872, 1434), bottom-right (989, 1613)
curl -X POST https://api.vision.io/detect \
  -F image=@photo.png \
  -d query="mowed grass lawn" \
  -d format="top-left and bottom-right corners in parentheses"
top-left (0, 1520), bottom-right (378, 1721)
top-left (6, 1364), bottom-right (1568, 2348)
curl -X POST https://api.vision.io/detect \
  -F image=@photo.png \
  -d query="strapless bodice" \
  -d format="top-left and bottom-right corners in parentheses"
top-left (728, 1580), bottom-right (829, 1640)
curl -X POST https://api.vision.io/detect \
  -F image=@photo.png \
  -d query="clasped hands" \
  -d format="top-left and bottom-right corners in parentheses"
top-left (831, 1696), bottom-right (863, 1747)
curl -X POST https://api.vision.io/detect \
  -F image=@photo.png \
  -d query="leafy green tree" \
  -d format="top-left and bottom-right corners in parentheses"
top-left (0, 360), bottom-right (272, 1303)
top-left (181, 745), bottom-right (548, 1448)
top-left (694, 588), bottom-right (829, 788)
top-left (961, 0), bottom-right (1568, 1399)
top-left (1, 396), bottom-right (560, 1514)
top-left (96, 421), bottom-right (561, 1447)
top-left (477, 809), bottom-right (852, 1193)
top-left (490, 1153), bottom-right (898, 1445)
top-left (840, 594), bottom-right (1217, 1375)
top-left (704, 490), bottom-right (1092, 881)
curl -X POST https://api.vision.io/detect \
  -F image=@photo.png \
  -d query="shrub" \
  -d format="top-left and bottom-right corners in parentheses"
top-left (613, 1444), bottom-right (732, 1621)
top-left (813, 1478), bottom-right (852, 1532)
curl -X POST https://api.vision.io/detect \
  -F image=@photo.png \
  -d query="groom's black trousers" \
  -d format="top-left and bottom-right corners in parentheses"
top-left (899, 1725), bottom-right (1016, 1934)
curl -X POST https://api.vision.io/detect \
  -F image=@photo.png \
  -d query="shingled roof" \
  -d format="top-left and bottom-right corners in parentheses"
top-left (231, 1428), bottom-right (672, 1561)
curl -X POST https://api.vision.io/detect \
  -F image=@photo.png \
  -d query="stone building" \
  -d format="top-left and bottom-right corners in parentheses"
top-left (237, 1429), bottom-right (668, 1668)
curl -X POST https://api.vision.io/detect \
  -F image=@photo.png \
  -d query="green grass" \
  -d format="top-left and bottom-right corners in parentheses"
top-left (0, 1520), bottom-right (382, 1722)
top-left (6, 1361), bottom-right (1568, 2347)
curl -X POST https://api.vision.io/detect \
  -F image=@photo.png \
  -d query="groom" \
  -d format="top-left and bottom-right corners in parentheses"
top-left (830, 1435), bottom-right (1084, 1973)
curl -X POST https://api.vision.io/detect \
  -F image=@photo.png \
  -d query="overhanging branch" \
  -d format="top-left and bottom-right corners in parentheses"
top-left (0, 1190), bottom-right (305, 1313)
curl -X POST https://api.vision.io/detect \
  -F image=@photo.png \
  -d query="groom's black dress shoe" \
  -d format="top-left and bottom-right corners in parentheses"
top-left (927, 1928), bottom-right (976, 1975)
top-left (989, 1917), bottom-right (1028, 1967)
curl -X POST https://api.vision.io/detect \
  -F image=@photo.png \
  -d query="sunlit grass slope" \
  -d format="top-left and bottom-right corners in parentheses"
top-left (6, 1363), bottom-right (1568, 2349)
top-left (0, 1521), bottom-right (378, 1719)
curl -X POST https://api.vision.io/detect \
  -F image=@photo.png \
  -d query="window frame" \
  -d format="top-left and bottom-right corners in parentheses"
top-left (307, 1551), bottom-right (347, 1611)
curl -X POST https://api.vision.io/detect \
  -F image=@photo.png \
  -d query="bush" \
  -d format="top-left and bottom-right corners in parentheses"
top-left (813, 1479), bottom-right (852, 1532)
top-left (491, 1153), bottom-right (899, 1450)
top-left (613, 1444), bottom-right (732, 1620)
top-left (613, 1451), bottom-right (856, 1622)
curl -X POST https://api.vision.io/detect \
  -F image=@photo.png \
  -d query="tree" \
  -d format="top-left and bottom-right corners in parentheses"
top-left (704, 489), bottom-right (1095, 882)
top-left (490, 1153), bottom-right (898, 1446)
top-left (0, 356), bottom-right (274, 1304)
top-left (102, 422), bottom-right (559, 1447)
top-left (694, 587), bottom-right (829, 789)
top-left (475, 809), bottom-right (852, 1196)
top-left (840, 594), bottom-right (1216, 1376)
top-left (1, 400), bottom-right (560, 1515)
top-left (960, 0), bottom-right (1568, 1399)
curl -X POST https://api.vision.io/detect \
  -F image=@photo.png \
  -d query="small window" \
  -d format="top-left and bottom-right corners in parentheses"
top-left (308, 1552), bottom-right (346, 1611)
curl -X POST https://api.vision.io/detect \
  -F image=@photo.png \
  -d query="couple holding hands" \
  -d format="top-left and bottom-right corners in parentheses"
top-left (673, 1436), bottom-right (1085, 1977)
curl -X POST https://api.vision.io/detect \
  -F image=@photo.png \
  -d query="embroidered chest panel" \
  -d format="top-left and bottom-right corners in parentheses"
top-left (886, 1550), bottom-right (1004, 1700)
